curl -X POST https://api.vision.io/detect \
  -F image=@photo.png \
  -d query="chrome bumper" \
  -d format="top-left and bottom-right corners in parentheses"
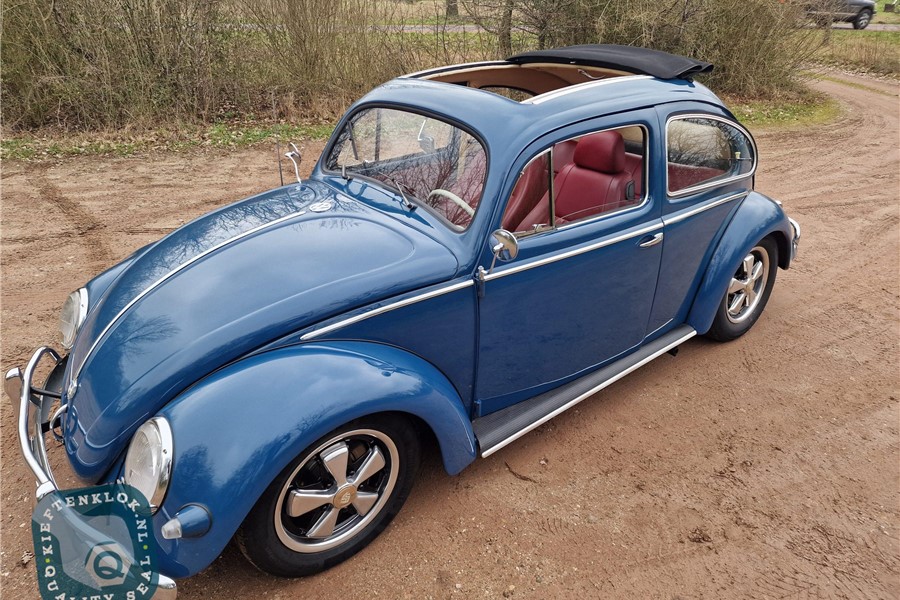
top-left (788, 217), bottom-right (801, 261)
top-left (5, 347), bottom-right (178, 600)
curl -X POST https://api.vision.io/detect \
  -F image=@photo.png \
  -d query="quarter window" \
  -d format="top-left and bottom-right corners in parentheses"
top-left (666, 117), bottom-right (755, 195)
top-left (500, 126), bottom-right (646, 235)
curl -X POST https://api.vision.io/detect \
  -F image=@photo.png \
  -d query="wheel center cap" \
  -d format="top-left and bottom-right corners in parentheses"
top-left (334, 485), bottom-right (357, 508)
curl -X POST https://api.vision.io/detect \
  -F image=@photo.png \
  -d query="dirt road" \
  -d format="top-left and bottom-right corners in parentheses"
top-left (1, 71), bottom-right (897, 599)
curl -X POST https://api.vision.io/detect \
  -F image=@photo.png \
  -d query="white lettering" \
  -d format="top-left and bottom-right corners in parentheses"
top-left (46, 578), bottom-right (58, 590)
top-left (42, 545), bottom-right (53, 556)
top-left (40, 522), bottom-right (51, 532)
top-left (44, 565), bottom-right (56, 577)
top-left (116, 492), bottom-right (128, 504)
top-left (43, 508), bottom-right (54, 521)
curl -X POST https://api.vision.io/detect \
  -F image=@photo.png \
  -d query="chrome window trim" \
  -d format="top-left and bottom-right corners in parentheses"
top-left (527, 75), bottom-right (654, 105)
top-left (484, 221), bottom-right (662, 282)
top-left (481, 327), bottom-right (697, 457)
top-left (73, 209), bottom-right (308, 381)
top-left (300, 279), bottom-right (475, 341)
top-left (665, 113), bottom-right (758, 198)
top-left (505, 124), bottom-right (651, 236)
top-left (662, 191), bottom-right (747, 226)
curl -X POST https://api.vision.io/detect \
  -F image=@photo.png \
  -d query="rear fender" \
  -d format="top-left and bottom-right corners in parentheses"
top-left (687, 191), bottom-right (793, 335)
top-left (152, 340), bottom-right (476, 577)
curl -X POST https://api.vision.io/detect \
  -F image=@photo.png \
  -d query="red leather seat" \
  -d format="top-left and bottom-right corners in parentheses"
top-left (517, 131), bottom-right (633, 229)
top-left (502, 155), bottom-right (549, 231)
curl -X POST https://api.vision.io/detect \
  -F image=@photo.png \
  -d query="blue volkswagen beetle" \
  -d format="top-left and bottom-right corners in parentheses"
top-left (7, 45), bottom-right (799, 596)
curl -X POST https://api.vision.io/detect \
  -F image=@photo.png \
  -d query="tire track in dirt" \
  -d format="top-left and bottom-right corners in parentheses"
top-left (25, 163), bottom-right (114, 268)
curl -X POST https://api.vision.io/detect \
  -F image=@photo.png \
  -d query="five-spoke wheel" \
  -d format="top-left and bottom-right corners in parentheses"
top-left (237, 416), bottom-right (419, 577)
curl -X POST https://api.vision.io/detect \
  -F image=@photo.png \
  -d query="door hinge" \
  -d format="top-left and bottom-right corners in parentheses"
top-left (475, 266), bottom-right (487, 298)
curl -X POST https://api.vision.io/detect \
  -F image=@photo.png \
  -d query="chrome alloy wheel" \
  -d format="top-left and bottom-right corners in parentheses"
top-left (725, 246), bottom-right (770, 324)
top-left (273, 429), bottom-right (399, 553)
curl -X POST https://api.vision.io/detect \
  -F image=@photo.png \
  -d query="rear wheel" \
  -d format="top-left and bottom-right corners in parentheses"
top-left (237, 415), bottom-right (420, 577)
top-left (853, 9), bottom-right (872, 29)
top-left (705, 237), bottom-right (778, 342)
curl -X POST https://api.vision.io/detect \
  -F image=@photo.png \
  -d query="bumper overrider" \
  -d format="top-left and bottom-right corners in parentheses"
top-left (788, 217), bottom-right (801, 261)
top-left (5, 346), bottom-right (178, 599)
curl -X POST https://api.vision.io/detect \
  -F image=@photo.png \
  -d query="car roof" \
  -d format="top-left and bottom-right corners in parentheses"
top-left (356, 74), bottom-right (727, 156)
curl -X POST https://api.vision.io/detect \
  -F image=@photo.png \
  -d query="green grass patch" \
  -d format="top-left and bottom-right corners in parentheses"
top-left (874, 1), bottom-right (900, 25)
top-left (1, 121), bottom-right (334, 161)
top-left (815, 28), bottom-right (900, 74)
top-left (724, 89), bottom-right (841, 128)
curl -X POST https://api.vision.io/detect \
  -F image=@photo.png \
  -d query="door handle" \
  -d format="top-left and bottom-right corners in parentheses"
top-left (638, 232), bottom-right (664, 248)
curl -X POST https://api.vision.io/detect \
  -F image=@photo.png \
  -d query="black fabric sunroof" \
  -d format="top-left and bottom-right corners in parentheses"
top-left (506, 44), bottom-right (713, 80)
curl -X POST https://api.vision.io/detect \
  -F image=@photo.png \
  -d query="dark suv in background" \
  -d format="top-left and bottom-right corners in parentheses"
top-left (806, 0), bottom-right (877, 29)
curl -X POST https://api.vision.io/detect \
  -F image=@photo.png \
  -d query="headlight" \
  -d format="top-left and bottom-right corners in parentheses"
top-left (59, 288), bottom-right (88, 350)
top-left (123, 417), bottom-right (173, 513)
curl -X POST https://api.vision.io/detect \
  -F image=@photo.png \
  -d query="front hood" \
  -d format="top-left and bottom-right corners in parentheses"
top-left (64, 180), bottom-right (458, 479)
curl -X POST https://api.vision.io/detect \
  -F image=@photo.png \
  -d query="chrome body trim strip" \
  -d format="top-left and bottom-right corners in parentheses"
top-left (300, 279), bottom-right (476, 340)
top-left (74, 210), bottom-right (308, 381)
top-left (484, 222), bottom-right (662, 282)
top-left (481, 328), bottom-right (697, 457)
top-left (662, 192), bottom-right (747, 226)
top-left (403, 60), bottom-right (509, 79)
top-left (665, 113), bottom-right (758, 198)
top-left (527, 75), bottom-right (654, 105)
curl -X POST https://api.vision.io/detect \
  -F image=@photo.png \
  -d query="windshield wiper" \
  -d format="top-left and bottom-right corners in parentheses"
top-left (388, 177), bottom-right (417, 212)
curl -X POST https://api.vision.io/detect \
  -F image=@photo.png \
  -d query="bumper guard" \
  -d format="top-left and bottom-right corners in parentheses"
top-left (5, 346), bottom-right (178, 599)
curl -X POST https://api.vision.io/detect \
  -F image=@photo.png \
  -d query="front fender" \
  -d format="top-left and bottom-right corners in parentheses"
top-left (152, 341), bottom-right (476, 577)
top-left (687, 191), bottom-right (793, 335)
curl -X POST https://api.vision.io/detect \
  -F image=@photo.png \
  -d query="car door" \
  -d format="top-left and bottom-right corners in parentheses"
top-left (645, 105), bottom-right (758, 334)
top-left (474, 113), bottom-right (664, 417)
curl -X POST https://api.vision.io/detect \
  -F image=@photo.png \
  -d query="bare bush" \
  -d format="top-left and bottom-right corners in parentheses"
top-left (2, 0), bottom-right (224, 129)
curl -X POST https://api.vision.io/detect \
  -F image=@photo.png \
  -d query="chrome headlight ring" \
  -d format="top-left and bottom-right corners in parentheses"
top-left (123, 417), bottom-right (174, 514)
top-left (59, 288), bottom-right (88, 350)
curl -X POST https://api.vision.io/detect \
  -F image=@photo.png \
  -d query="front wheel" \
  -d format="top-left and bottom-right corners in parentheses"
top-left (853, 9), bottom-right (872, 29)
top-left (236, 415), bottom-right (420, 577)
top-left (705, 237), bottom-right (778, 342)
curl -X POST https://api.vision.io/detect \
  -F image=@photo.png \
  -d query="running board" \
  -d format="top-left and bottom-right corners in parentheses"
top-left (473, 325), bottom-right (697, 458)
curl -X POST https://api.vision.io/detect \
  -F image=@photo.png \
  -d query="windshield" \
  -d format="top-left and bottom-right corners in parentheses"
top-left (325, 107), bottom-right (487, 230)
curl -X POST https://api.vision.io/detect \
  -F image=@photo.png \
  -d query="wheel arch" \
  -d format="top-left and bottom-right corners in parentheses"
top-left (686, 191), bottom-right (793, 335)
top-left (151, 340), bottom-right (476, 578)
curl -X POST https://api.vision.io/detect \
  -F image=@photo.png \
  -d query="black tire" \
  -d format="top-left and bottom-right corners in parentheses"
top-left (705, 236), bottom-right (778, 342)
top-left (853, 9), bottom-right (872, 29)
top-left (236, 414), bottom-right (420, 577)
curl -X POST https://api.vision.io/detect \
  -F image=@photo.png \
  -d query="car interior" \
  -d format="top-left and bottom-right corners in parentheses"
top-left (501, 126), bottom-right (646, 234)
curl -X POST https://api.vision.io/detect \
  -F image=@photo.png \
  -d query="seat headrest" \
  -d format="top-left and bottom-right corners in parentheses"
top-left (573, 131), bottom-right (625, 174)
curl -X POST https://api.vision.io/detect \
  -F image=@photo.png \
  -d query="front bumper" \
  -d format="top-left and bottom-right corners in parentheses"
top-left (5, 346), bottom-right (178, 599)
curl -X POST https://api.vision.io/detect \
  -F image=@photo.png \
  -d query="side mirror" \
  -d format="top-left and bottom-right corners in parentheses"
top-left (491, 229), bottom-right (519, 262)
top-left (485, 229), bottom-right (518, 275)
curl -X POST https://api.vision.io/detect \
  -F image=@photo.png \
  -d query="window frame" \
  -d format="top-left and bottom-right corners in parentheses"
top-left (502, 123), bottom-right (651, 238)
top-left (664, 113), bottom-right (758, 198)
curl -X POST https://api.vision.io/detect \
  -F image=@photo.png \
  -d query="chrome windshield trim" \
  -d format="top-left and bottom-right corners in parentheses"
top-left (481, 328), bottom-right (697, 457)
top-left (527, 75), bottom-right (653, 105)
top-left (300, 279), bottom-right (476, 340)
top-left (74, 210), bottom-right (308, 381)
top-left (483, 222), bottom-right (662, 282)
top-left (663, 192), bottom-right (747, 226)
top-left (665, 113), bottom-right (758, 198)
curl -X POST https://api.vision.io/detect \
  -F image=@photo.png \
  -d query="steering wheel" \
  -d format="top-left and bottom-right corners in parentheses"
top-left (427, 189), bottom-right (475, 217)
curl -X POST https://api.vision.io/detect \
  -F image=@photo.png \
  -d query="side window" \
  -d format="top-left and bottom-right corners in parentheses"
top-left (500, 125), bottom-right (647, 235)
top-left (666, 116), bottom-right (755, 195)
